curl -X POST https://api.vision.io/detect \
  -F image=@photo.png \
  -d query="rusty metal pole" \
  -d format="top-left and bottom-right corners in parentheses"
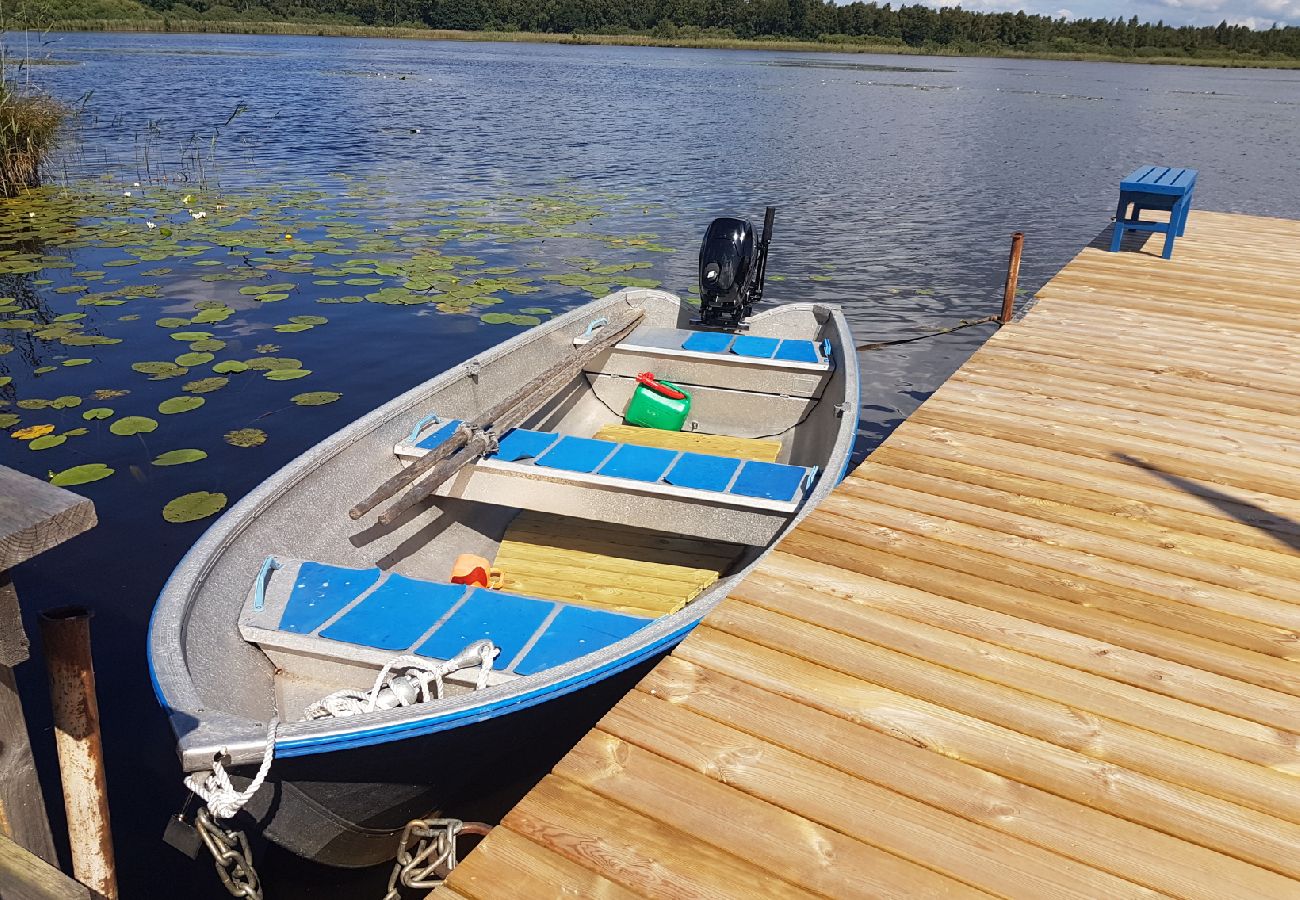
top-left (40, 607), bottom-right (118, 900)
top-left (1000, 231), bottom-right (1024, 325)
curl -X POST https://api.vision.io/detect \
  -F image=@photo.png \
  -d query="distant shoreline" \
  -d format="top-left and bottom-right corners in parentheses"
top-left (34, 20), bottom-right (1300, 69)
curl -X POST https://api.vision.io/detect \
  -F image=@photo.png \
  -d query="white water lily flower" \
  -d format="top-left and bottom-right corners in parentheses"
top-left (123, 191), bottom-right (131, 197)
top-left (28, 212), bottom-right (35, 218)
top-left (133, 182), bottom-right (141, 187)
top-left (146, 221), bottom-right (157, 230)
top-left (191, 211), bottom-right (207, 220)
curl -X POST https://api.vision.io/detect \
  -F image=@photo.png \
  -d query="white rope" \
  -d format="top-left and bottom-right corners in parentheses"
top-left (304, 641), bottom-right (498, 721)
top-left (185, 718), bottom-right (279, 821)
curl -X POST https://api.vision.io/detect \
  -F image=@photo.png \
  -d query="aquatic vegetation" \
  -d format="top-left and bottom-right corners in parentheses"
top-left (152, 449), bottom-right (207, 466)
top-left (109, 415), bottom-right (158, 435)
top-left (162, 490), bottom-right (227, 523)
top-left (224, 428), bottom-right (267, 448)
top-left (0, 177), bottom-right (676, 519)
top-left (291, 391), bottom-right (340, 406)
top-left (49, 462), bottom-right (114, 486)
top-left (158, 396), bottom-right (204, 414)
top-left (0, 82), bottom-right (64, 196)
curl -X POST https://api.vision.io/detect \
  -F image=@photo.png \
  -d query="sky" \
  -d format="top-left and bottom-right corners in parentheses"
top-left (923, 0), bottom-right (1299, 29)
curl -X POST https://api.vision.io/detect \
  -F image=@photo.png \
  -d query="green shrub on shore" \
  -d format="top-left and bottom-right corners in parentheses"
top-left (0, 80), bottom-right (65, 196)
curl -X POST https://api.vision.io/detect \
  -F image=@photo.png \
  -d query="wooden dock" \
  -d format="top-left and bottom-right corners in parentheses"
top-left (442, 210), bottom-right (1300, 899)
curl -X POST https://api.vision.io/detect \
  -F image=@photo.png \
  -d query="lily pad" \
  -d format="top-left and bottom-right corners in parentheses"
top-left (189, 340), bottom-right (226, 352)
top-left (291, 391), bottom-right (341, 406)
top-left (62, 359), bottom-right (93, 367)
top-left (110, 415), bottom-right (158, 436)
top-left (28, 434), bottom-right (67, 450)
top-left (344, 277), bottom-right (383, 286)
top-left (132, 362), bottom-right (188, 380)
top-left (212, 360), bottom-right (249, 374)
top-left (192, 306), bottom-right (234, 324)
top-left (255, 293), bottom-right (289, 303)
top-left (273, 323), bottom-right (313, 333)
top-left (82, 408), bottom-right (114, 420)
top-left (289, 315), bottom-right (327, 325)
top-left (169, 331), bottom-right (212, 342)
top-left (175, 352), bottom-right (215, 367)
top-left (183, 377), bottom-right (228, 394)
top-left (152, 449), bottom-right (207, 466)
top-left (50, 463), bottom-right (114, 486)
top-left (481, 313), bottom-right (541, 327)
top-left (12, 424), bottom-right (54, 440)
top-left (162, 491), bottom-right (227, 524)
top-left (244, 357), bottom-right (300, 371)
top-left (156, 317), bottom-right (191, 328)
top-left (264, 368), bottom-right (310, 381)
top-left (0, 413), bottom-right (19, 428)
top-left (224, 427), bottom-right (267, 448)
top-left (159, 396), bottom-right (205, 414)
top-left (809, 274), bottom-right (833, 282)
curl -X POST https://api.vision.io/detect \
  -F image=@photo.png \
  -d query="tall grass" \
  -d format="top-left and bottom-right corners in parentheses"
top-left (0, 74), bottom-right (65, 196)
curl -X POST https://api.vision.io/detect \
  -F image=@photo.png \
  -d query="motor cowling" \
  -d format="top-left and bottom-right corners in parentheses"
top-left (697, 208), bottom-right (774, 330)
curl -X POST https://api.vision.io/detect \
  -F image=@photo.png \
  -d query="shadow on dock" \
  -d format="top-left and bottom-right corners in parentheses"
top-left (1115, 452), bottom-right (1300, 553)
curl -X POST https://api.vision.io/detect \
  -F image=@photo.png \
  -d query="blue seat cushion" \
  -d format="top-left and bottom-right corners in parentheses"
top-left (416, 419), bottom-right (463, 451)
top-left (535, 436), bottom-right (618, 474)
top-left (731, 335), bottom-right (780, 359)
top-left (681, 332), bottom-right (733, 353)
top-left (665, 452), bottom-right (741, 492)
top-left (596, 444), bottom-right (678, 482)
top-left (730, 460), bottom-right (808, 502)
top-left (514, 605), bottom-right (650, 676)
top-left (279, 562), bottom-right (383, 634)
top-left (773, 340), bottom-right (820, 363)
top-left (320, 575), bottom-right (465, 651)
top-left (495, 428), bottom-right (561, 462)
top-left (416, 589), bottom-right (554, 666)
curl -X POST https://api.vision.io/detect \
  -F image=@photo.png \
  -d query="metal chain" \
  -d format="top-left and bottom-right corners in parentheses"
top-left (196, 807), bottom-right (263, 899)
top-left (383, 818), bottom-right (492, 900)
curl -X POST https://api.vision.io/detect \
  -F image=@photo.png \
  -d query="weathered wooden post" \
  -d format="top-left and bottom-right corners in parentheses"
top-left (0, 466), bottom-right (97, 888)
top-left (41, 608), bottom-right (117, 899)
top-left (999, 231), bottom-right (1024, 325)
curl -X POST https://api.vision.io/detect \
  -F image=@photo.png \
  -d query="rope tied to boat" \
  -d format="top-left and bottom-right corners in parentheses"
top-left (304, 640), bottom-right (499, 720)
top-left (184, 718), bottom-right (279, 821)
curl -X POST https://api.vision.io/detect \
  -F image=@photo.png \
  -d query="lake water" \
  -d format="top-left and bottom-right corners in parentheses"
top-left (3, 32), bottom-right (1298, 896)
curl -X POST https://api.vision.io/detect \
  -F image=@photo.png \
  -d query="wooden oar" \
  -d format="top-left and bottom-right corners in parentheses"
top-left (354, 307), bottom-right (645, 524)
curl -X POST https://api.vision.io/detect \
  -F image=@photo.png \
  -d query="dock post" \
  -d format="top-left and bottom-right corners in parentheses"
top-left (0, 465), bottom-right (96, 870)
top-left (1000, 231), bottom-right (1024, 324)
top-left (0, 574), bottom-right (58, 865)
top-left (40, 608), bottom-right (118, 900)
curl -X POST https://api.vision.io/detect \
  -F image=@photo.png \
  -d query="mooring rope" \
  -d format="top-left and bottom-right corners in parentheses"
top-left (185, 718), bottom-right (279, 821)
top-left (855, 314), bottom-right (1000, 352)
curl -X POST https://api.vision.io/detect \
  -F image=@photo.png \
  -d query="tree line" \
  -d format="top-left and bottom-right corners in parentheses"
top-left (56, 0), bottom-right (1300, 60)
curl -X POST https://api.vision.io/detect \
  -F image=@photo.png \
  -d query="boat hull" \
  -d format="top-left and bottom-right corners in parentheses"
top-left (236, 654), bottom-right (662, 867)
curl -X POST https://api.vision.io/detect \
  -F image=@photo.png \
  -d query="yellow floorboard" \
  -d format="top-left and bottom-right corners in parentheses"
top-left (593, 423), bottom-right (782, 462)
top-left (493, 510), bottom-right (744, 617)
top-left (448, 210), bottom-right (1300, 899)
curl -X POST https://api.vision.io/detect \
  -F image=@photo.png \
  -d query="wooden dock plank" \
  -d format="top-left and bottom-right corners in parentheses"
top-left (446, 210), bottom-right (1300, 897)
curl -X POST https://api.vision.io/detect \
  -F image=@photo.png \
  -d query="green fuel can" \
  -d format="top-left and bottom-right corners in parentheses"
top-left (625, 372), bottom-right (691, 431)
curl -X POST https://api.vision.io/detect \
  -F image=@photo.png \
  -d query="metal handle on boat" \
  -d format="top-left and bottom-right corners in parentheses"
top-left (407, 411), bottom-right (441, 443)
top-left (581, 317), bottom-right (609, 338)
top-left (253, 556), bottom-right (281, 612)
top-left (821, 338), bottom-right (833, 361)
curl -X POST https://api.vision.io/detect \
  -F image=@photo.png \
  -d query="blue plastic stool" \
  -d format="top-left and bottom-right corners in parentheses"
top-left (1109, 166), bottom-right (1198, 260)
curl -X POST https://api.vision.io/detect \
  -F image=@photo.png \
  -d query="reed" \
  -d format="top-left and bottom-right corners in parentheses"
top-left (0, 78), bottom-right (65, 196)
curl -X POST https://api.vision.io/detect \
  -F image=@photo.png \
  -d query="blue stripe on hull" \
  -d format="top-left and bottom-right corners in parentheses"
top-left (274, 620), bottom-right (696, 758)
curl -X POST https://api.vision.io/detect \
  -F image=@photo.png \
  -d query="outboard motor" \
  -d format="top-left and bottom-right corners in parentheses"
top-left (697, 206), bottom-right (775, 330)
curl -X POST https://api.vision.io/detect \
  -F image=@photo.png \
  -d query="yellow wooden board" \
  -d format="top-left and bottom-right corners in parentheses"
top-left (493, 510), bottom-right (744, 617)
top-left (450, 210), bottom-right (1300, 898)
top-left (593, 423), bottom-right (782, 462)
